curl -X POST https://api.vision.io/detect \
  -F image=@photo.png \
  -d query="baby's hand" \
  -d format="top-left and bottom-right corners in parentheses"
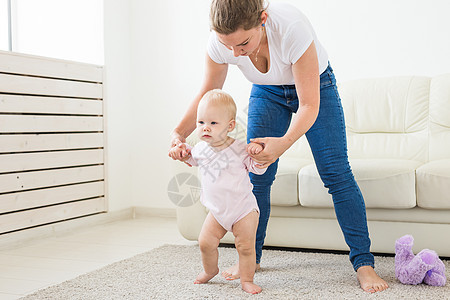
top-left (169, 144), bottom-right (192, 166)
top-left (247, 142), bottom-right (264, 156)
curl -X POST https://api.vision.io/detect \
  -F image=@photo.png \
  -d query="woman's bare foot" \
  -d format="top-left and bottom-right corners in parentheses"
top-left (241, 281), bottom-right (262, 294)
top-left (356, 266), bottom-right (389, 293)
top-left (194, 269), bottom-right (219, 284)
top-left (221, 263), bottom-right (261, 280)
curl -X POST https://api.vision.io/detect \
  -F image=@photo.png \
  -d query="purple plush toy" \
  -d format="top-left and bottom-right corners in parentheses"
top-left (395, 235), bottom-right (446, 286)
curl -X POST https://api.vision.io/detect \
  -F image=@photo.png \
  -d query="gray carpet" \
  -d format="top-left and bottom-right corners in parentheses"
top-left (21, 244), bottom-right (449, 299)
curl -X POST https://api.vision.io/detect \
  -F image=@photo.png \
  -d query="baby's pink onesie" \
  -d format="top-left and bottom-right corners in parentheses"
top-left (186, 139), bottom-right (266, 232)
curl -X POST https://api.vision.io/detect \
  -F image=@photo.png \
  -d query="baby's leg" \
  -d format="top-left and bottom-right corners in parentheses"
top-left (232, 210), bottom-right (261, 294)
top-left (194, 212), bottom-right (227, 284)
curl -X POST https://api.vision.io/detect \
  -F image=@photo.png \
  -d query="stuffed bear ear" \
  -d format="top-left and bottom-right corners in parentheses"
top-left (395, 235), bottom-right (415, 261)
top-left (396, 235), bottom-right (414, 246)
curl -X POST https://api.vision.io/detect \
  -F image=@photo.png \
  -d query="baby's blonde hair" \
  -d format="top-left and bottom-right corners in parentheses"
top-left (200, 89), bottom-right (237, 121)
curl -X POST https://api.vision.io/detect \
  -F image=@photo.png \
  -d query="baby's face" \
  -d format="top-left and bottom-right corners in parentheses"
top-left (196, 103), bottom-right (233, 147)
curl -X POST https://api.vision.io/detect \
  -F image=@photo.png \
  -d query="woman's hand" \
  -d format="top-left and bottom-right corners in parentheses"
top-left (247, 137), bottom-right (293, 168)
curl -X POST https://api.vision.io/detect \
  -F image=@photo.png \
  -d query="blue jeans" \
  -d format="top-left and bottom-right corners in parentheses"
top-left (246, 63), bottom-right (374, 271)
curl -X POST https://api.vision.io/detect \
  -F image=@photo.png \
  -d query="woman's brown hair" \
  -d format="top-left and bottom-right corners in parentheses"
top-left (210, 0), bottom-right (267, 35)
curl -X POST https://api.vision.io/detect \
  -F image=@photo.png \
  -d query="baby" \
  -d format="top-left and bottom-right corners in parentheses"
top-left (169, 89), bottom-right (266, 294)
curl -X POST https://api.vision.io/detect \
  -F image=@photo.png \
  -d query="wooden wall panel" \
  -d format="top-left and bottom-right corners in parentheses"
top-left (0, 50), bottom-right (102, 82)
top-left (0, 73), bottom-right (102, 99)
top-left (0, 51), bottom-right (106, 234)
top-left (0, 165), bottom-right (104, 194)
top-left (0, 198), bottom-right (106, 234)
top-left (0, 115), bottom-right (103, 133)
top-left (0, 133), bottom-right (104, 153)
top-left (0, 182), bottom-right (104, 213)
top-left (0, 94), bottom-right (103, 115)
top-left (0, 149), bottom-right (104, 173)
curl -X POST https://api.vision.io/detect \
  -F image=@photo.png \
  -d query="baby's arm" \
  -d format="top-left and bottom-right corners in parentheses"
top-left (244, 143), bottom-right (267, 175)
top-left (169, 143), bottom-right (197, 167)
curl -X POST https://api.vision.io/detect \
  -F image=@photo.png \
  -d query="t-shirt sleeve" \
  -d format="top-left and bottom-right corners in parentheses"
top-left (207, 32), bottom-right (228, 64)
top-left (284, 20), bottom-right (314, 64)
top-left (183, 143), bottom-right (198, 167)
top-left (243, 154), bottom-right (267, 175)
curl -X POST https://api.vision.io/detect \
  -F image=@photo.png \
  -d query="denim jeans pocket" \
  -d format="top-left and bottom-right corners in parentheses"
top-left (320, 67), bottom-right (335, 89)
top-left (320, 77), bottom-right (333, 89)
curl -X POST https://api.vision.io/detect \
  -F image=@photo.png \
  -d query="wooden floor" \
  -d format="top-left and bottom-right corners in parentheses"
top-left (0, 216), bottom-right (196, 299)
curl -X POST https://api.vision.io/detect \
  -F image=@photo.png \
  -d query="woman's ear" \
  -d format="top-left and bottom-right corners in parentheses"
top-left (228, 119), bottom-right (236, 132)
top-left (260, 10), bottom-right (268, 25)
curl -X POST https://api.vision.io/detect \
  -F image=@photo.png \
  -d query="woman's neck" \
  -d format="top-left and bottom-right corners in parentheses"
top-left (251, 26), bottom-right (267, 62)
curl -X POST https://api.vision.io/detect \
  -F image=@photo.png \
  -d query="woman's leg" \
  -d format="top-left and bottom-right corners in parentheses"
top-left (305, 65), bottom-right (374, 270)
top-left (247, 84), bottom-right (298, 264)
top-left (306, 65), bottom-right (388, 292)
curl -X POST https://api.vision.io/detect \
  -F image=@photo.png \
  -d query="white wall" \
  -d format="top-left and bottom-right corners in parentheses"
top-left (11, 0), bottom-right (103, 64)
top-left (284, 0), bottom-right (450, 81)
top-left (123, 0), bottom-right (211, 210)
top-left (104, 0), bottom-right (450, 211)
top-left (0, 1), bottom-right (8, 51)
top-left (103, 0), bottom-right (133, 212)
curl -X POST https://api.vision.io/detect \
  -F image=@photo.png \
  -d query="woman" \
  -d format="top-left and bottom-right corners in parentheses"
top-left (170, 0), bottom-right (388, 293)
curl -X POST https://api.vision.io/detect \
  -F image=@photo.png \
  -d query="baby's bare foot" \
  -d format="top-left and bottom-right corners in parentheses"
top-left (222, 263), bottom-right (239, 280)
top-left (241, 281), bottom-right (262, 294)
top-left (194, 269), bottom-right (219, 284)
top-left (222, 263), bottom-right (261, 280)
top-left (357, 266), bottom-right (389, 293)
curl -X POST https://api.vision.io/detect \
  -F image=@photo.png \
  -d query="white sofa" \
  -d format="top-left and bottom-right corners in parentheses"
top-left (176, 74), bottom-right (450, 256)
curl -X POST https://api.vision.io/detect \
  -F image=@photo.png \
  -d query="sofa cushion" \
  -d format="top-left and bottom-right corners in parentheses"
top-left (416, 159), bottom-right (450, 209)
top-left (298, 159), bottom-right (421, 208)
top-left (339, 76), bottom-right (430, 162)
top-left (271, 157), bottom-right (312, 206)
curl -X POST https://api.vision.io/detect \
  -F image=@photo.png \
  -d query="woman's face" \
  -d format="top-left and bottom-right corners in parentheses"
top-left (216, 26), bottom-right (262, 57)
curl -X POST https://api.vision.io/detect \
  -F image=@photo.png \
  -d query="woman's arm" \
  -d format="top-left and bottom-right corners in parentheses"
top-left (169, 54), bottom-right (228, 161)
top-left (285, 41), bottom-right (320, 144)
top-left (249, 42), bottom-right (320, 168)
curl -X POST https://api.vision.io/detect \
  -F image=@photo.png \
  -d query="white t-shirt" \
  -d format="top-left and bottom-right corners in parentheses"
top-left (207, 2), bottom-right (328, 85)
